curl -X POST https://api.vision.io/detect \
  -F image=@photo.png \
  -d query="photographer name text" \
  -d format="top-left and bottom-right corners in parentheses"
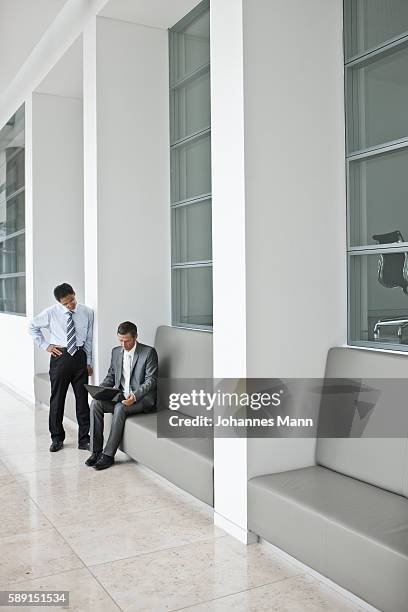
top-left (167, 415), bottom-right (314, 428)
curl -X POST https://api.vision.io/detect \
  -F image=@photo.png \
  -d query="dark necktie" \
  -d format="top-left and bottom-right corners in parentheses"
top-left (67, 312), bottom-right (77, 356)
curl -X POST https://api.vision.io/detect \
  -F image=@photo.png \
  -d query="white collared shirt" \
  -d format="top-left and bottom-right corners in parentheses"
top-left (121, 343), bottom-right (137, 397)
top-left (28, 302), bottom-right (94, 365)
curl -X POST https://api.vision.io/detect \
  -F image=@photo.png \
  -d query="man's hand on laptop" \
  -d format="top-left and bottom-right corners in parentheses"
top-left (122, 394), bottom-right (136, 407)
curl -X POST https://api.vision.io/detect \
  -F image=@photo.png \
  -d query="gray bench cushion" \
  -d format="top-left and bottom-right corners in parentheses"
top-left (317, 347), bottom-right (408, 497)
top-left (121, 410), bottom-right (213, 506)
top-left (248, 466), bottom-right (408, 612)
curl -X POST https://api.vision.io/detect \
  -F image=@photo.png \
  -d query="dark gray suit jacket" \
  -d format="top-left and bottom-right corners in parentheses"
top-left (101, 343), bottom-right (158, 412)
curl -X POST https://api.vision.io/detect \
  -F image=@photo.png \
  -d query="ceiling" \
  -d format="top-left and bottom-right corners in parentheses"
top-left (0, 0), bottom-right (68, 98)
top-left (0, 0), bottom-right (203, 106)
top-left (99, 0), bottom-right (202, 30)
top-left (35, 35), bottom-right (83, 99)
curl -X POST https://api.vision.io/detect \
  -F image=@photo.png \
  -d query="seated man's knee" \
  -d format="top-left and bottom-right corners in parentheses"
top-left (113, 402), bottom-right (126, 418)
top-left (90, 399), bottom-right (103, 413)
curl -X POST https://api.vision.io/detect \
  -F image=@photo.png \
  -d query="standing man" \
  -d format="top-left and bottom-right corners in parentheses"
top-left (29, 283), bottom-right (94, 452)
top-left (86, 321), bottom-right (158, 470)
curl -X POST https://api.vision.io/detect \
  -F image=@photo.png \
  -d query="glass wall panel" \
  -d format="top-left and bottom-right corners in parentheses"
top-left (171, 132), bottom-right (211, 203)
top-left (346, 43), bottom-right (408, 152)
top-left (345, 0), bottom-right (408, 59)
top-left (349, 147), bottom-right (408, 246)
top-left (0, 192), bottom-right (25, 240)
top-left (345, 1), bottom-right (408, 351)
top-left (170, 1), bottom-right (212, 329)
top-left (0, 276), bottom-right (25, 315)
top-left (172, 266), bottom-right (213, 327)
top-left (171, 70), bottom-right (211, 142)
top-left (0, 104), bottom-right (25, 315)
top-left (6, 148), bottom-right (24, 195)
top-left (350, 252), bottom-right (408, 345)
top-left (0, 235), bottom-right (25, 275)
top-left (172, 199), bottom-right (212, 264)
top-left (170, 9), bottom-right (210, 83)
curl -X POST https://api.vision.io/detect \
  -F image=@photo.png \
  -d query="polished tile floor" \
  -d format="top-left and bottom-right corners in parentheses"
top-left (0, 384), bottom-right (367, 611)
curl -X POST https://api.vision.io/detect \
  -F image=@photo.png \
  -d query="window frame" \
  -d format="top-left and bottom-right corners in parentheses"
top-left (169, 0), bottom-right (213, 331)
top-left (345, 4), bottom-right (408, 350)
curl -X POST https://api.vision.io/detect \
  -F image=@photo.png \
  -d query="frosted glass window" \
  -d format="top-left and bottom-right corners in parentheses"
top-left (0, 104), bottom-right (25, 315)
top-left (171, 132), bottom-right (211, 204)
top-left (345, 0), bottom-right (408, 59)
top-left (0, 191), bottom-right (25, 239)
top-left (0, 276), bottom-right (25, 315)
top-left (172, 266), bottom-right (213, 327)
top-left (0, 234), bottom-right (25, 275)
top-left (170, 1), bottom-right (212, 329)
top-left (170, 9), bottom-right (210, 83)
top-left (172, 199), bottom-right (212, 264)
top-left (348, 147), bottom-right (408, 246)
top-left (345, 4), bottom-right (408, 350)
top-left (346, 43), bottom-right (408, 152)
top-left (350, 252), bottom-right (408, 346)
top-left (171, 70), bottom-right (211, 142)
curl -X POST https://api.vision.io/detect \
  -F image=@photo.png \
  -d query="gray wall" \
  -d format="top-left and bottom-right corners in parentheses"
top-left (242, 0), bottom-right (346, 477)
top-left (32, 92), bottom-right (84, 374)
top-left (94, 17), bottom-right (171, 377)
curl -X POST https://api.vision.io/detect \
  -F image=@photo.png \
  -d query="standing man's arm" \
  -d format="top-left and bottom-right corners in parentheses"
top-left (84, 309), bottom-right (94, 377)
top-left (28, 309), bottom-right (62, 356)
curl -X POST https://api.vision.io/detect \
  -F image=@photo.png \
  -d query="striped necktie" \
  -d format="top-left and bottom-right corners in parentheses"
top-left (66, 312), bottom-right (77, 356)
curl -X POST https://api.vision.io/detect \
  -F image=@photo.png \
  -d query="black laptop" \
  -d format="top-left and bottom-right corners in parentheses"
top-left (84, 385), bottom-right (124, 402)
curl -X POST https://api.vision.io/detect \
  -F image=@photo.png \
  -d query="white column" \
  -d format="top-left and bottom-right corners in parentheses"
top-left (83, 16), bottom-right (171, 380)
top-left (83, 16), bottom-right (100, 378)
top-left (32, 92), bottom-right (84, 375)
top-left (242, 0), bottom-right (345, 479)
top-left (211, 0), bottom-right (255, 544)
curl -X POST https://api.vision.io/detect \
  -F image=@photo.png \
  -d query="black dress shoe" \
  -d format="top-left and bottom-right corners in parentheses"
top-left (93, 453), bottom-right (114, 470)
top-left (85, 451), bottom-right (102, 467)
top-left (78, 441), bottom-right (90, 451)
top-left (49, 441), bottom-right (64, 452)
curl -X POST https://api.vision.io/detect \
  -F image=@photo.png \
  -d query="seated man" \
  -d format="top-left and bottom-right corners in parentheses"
top-left (86, 321), bottom-right (158, 470)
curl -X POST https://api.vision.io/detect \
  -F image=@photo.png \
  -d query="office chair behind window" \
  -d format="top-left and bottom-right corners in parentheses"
top-left (372, 230), bottom-right (408, 339)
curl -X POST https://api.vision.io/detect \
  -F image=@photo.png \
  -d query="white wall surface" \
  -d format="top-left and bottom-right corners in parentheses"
top-left (243, 0), bottom-right (346, 478)
top-left (31, 92), bottom-right (84, 374)
top-left (243, 0), bottom-right (346, 379)
top-left (84, 16), bottom-right (171, 380)
top-left (0, 315), bottom-right (34, 400)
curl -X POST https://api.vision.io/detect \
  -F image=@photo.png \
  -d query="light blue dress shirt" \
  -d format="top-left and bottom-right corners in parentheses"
top-left (28, 303), bottom-right (94, 365)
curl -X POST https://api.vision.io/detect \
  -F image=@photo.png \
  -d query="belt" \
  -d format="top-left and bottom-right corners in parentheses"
top-left (59, 345), bottom-right (84, 352)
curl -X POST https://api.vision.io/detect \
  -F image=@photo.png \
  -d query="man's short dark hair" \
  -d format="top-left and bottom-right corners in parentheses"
top-left (54, 283), bottom-right (75, 301)
top-left (117, 321), bottom-right (138, 337)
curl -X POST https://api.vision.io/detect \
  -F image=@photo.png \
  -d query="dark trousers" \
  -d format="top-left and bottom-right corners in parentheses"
top-left (90, 399), bottom-right (143, 457)
top-left (49, 348), bottom-right (90, 444)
